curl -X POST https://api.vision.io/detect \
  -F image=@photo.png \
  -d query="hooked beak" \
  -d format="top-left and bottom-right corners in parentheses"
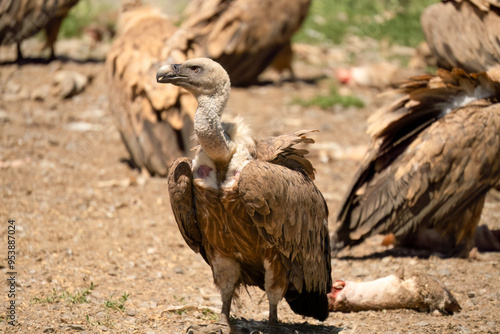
top-left (156, 63), bottom-right (186, 83)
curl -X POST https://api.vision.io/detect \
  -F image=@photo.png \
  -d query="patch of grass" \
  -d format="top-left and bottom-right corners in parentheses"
top-left (31, 282), bottom-right (95, 304)
top-left (86, 314), bottom-right (114, 328)
top-left (291, 86), bottom-right (364, 110)
top-left (104, 293), bottom-right (129, 313)
top-left (295, 0), bottom-right (437, 47)
top-left (201, 308), bottom-right (219, 322)
top-left (59, 0), bottom-right (115, 39)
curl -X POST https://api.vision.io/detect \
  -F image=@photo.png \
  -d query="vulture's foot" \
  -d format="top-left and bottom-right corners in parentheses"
top-left (328, 269), bottom-right (461, 314)
top-left (186, 322), bottom-right (231, 334)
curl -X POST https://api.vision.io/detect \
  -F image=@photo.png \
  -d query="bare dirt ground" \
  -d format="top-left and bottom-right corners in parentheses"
top-left (1, 36), bottom-right (500, 334)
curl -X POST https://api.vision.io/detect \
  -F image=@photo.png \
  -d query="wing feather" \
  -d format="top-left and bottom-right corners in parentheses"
top-left (167, 157), bottom-right (207, 261)
top-left (421, 0), bottom-right (500, 72)
top-left (334, 69), bottom-right (500, 251)
top-left (237, 160), bottom-right (330, 292)
top-left (177, 0), bottom-right (311, 85)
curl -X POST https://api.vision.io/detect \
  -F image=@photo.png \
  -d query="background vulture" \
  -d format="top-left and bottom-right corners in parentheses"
top-left (105, 0), bottom-right (310, 176)
top-left (174, 0), bottom-right (311, 85)
top-left (0, 0), bottom-right (80, 60)
top-left (331, 68), bottom-right (500, 258)
top-left (158, 58), bottom-right (331, 331)
top-left (421, 0), bottom-right (500, 73)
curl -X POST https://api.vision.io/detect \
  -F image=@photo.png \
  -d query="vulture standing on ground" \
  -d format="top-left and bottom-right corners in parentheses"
top-left (331, 68), bottom-right (500, 257)
top-left (105, 3), bottom-right (197, 176)
top-left (106, 0), bottom-right (310, 176)
top-left (421, 0), bottom-right (500, 73)
top-left (158, 58), bottom-right (331, 331)
top-left (0, 0), bottom-right (80, 61)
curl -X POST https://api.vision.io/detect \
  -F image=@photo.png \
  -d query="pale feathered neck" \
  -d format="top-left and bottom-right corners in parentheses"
top-left (193, 79), bottom-right (232, 163)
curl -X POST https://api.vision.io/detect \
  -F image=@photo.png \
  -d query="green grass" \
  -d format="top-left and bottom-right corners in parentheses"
top-left (295, 0), bottom-right (438, 47)
top-left (59, 0), bottom-right (115, 39)
top-left (31, 282), bottom-right (95, 304)
top-left (291, 85), bottom-right (365, 110)
top-left (104, 293), bottom-right (129, 313)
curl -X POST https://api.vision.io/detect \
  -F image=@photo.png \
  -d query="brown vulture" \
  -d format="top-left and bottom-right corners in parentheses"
top-left (331, 68), bottom-right (500, 258)
top-left (158, 58), bottom-right (331, 331)
top-left (0, 0), bottom-right (80, 60)
top-left (421, 0), bottom-right (500, 73)
top-left (105, 0), bottom-right (310, 176)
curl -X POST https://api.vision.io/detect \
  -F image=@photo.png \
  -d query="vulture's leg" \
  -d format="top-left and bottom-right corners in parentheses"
top-left (264, 261), bottom-right (286, 326)
top-left (44, 16), bottom-right (65, 60)
top-left (212, 254), bottom-right (240, 327)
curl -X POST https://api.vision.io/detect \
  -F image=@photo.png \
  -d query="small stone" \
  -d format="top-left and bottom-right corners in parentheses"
top-left (468, 291), bottom-right (476, 298)
top-left (52, 70), bottom-right (88, 99)
top-left (126, 308), bottom-right (136, 317)
top-left (174, 267), bottom-right (184, 274)
top-left (416, 321), bottom-right (429, 327)
top-left (439, 268), bottom-right (451, 277)
top-left (67, 324), bottom-right (85, 331)
top-left (43, 327), bottom-right (55, 333)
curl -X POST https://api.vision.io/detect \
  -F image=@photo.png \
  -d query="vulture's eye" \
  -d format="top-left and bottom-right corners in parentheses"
top-left (190, 66), bottom-right (201, 73)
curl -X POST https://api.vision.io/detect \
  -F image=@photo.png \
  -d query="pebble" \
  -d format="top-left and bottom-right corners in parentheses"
top-left (126, 308), bottom-right (136, 316)
top-left (67, 324), bottom-right (85, 331)
top-left (416, 321), bottom-right (429, 327)
top-left (52, 70), bottom-right (88, 99)
top-left (439, 268), bottom-right (451, 277)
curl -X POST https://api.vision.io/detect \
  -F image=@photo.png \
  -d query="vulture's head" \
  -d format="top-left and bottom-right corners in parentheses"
top-left (156, 58), bottom-right (230, 99)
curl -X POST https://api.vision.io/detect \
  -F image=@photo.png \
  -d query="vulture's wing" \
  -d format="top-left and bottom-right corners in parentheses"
top-left (178, 0), bottom-right (311, 85)
top-left (105, 6), bottom-right (197, 176)
top-left (334, 69), bottom-right (500, 250)
top-left (167, 157), bottom-right (207, 262)
top-left (254, 129), bottom-right (317, 180)
top-left (421, 0), bottom-right (500, 72)
top-left (0, 0), bottom-right (59, 45)
top-left (237, 132), bottom-right (330, 293)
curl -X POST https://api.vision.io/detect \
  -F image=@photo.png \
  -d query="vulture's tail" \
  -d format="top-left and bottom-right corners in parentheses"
top-left (285, 287), bottom-right (330, 321)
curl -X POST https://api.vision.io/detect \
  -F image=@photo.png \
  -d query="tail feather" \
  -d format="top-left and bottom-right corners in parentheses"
top-left (285, 285), bottom-right (330, 321)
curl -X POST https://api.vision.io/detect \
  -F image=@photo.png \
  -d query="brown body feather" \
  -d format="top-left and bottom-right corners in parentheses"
top-left (421, 0), bottom-right (500, 72)
top-left (0, 0), bottom-right (79, 59)
top-left (333, 69), bottom-right (500, 257)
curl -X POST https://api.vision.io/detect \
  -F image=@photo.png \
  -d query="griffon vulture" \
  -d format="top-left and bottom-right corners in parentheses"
top-left (421, 0), bottom-right (500, 73)
top-left (0, 0), bottom-right (80, 61)
top-left (331, 68), bottom-right (500, 258)
top-left (105, 0), bottom-right (310, 176)
top-left (158, 58), bottom-right (331, 330)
